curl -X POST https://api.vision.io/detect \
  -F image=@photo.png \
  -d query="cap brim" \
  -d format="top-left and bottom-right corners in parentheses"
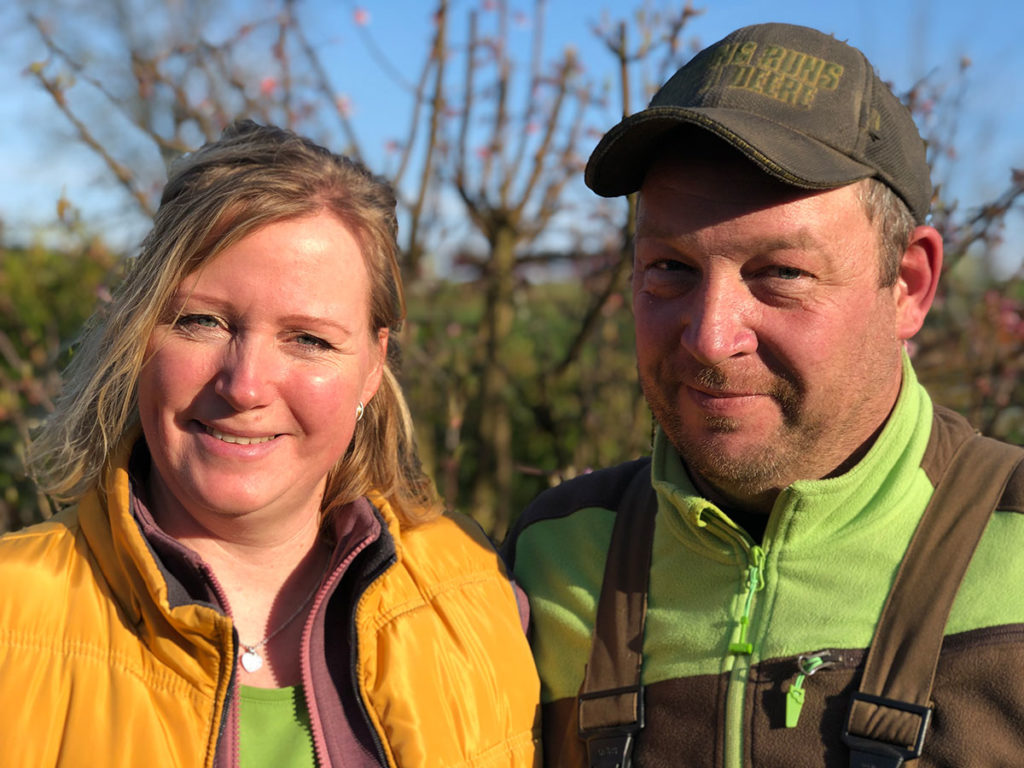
top-left (585, 106), bottom-right (877, 197)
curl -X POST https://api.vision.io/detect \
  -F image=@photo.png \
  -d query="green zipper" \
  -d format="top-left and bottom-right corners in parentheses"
top-left (729, 546), bottom-right (765, 655)
top-left (723, 541), bottom-right (766, 768)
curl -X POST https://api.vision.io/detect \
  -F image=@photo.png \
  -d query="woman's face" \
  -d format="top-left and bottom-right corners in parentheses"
top-left (137, 212), bottom-right (387, 532)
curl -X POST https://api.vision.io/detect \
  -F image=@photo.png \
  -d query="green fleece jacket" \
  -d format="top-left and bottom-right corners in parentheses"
top-left (505, 360), bottom-right (1024, 767)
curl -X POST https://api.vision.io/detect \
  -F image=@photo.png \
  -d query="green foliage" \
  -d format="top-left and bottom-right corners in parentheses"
top-left (0, 238), bottom-right (122, 531)
top-left (401, 278), bottom-right (650, 533)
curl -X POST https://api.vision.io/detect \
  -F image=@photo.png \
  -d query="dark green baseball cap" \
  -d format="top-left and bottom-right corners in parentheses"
top-left (585, 23), bottom-right (932, 223)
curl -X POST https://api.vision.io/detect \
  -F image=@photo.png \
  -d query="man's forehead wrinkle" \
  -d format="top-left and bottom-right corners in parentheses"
top-left (637, 227), bottom-right (823, 259)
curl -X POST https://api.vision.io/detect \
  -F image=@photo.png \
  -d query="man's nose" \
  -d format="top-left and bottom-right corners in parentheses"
top-left (680, 276), bottom-right (757, 366)
top-left (213, 336), bottom-right (277, 411)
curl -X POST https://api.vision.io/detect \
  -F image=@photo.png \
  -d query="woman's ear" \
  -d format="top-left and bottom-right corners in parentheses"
top-left (894, 225), bottom-right (943, 340)
top-left (361, 328), bottom-right (389, 405)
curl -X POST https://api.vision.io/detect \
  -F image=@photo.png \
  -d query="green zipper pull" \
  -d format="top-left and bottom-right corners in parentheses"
top-left (728, 549), bottom-right (765, 655)
top-left (785, 673), bottom-right (807, 727)
top-left (728, 616), bottom-right (753, 654)
top-left (784, 653), bottom-right (828, 728)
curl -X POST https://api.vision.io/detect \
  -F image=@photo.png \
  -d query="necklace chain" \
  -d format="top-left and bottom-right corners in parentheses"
top-left (238, 556), bottom-right (329, 673)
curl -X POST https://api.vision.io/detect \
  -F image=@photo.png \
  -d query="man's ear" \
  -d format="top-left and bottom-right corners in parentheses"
top-left (894, 225), bottom-right (943, 340)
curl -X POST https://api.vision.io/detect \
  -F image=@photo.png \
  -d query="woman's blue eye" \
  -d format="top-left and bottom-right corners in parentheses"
top-left (296, 334), bottom-right (331, 349)
top-left (177, 314), bottom-right (220, 328)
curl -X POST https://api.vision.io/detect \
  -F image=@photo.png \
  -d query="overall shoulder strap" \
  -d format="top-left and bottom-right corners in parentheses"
top-left (577, 464), bottom-right (657, 768)
top-left (843, 422), bottom-right (1024, 767)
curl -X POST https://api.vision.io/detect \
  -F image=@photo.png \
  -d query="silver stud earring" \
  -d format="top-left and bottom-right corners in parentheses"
top-left (356, 401), bottom-right (365, 421)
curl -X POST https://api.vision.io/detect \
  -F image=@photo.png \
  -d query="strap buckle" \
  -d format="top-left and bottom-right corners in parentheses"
top-left (582, 731), bottom-right (639, 768)
top-left (842, 692), bottom-right (932, 767)
top-left (578, 685), bottom-right (645, 768)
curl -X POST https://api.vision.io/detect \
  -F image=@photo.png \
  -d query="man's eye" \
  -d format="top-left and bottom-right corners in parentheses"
top-left (771, 266), bottom-right (804, 280)
top-left (651, 259), bottom-right (693, 272)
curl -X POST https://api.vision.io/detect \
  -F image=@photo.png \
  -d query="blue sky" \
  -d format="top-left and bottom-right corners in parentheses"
top-left (2, 0), bottom-right (1022, 271)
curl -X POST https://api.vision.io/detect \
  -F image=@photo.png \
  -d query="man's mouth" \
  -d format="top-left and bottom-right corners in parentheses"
top-left (688, 384), bottom-right (757, 398)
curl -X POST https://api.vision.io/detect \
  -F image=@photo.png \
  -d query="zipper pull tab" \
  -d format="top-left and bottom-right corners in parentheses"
top-left (728, 555), bottom-right (764, 655)
top-left (728, 616), bottom-right (753, 655)
top-left (784, 653), bottom-right (829, 728)
top-left (785, 674), bottom-right (807, 728)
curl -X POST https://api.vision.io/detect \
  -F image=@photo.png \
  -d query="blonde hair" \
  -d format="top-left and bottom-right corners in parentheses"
top-left (28, 120), bottom-right (440, 526)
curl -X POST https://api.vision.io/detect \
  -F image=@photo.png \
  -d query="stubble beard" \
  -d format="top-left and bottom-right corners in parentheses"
top-left (642, 365), bottom-right (825, 500)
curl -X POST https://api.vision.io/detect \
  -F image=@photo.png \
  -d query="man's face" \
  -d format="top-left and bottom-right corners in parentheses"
top-left (634, 155), bottom-right (907, 509)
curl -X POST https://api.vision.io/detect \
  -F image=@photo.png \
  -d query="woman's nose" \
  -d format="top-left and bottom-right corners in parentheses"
top-left (213, 336), bottom-right (277, 411)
